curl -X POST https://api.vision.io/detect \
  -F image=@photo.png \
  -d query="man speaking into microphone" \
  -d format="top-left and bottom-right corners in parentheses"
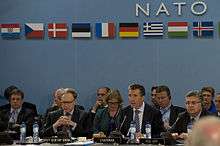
top-left (120, 84), bottom-right (165, 139)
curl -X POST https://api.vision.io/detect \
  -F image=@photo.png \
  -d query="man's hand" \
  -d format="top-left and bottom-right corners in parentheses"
top-left (164, 121), bottom-right (171, 130)
top-left (178, 133), bottom-right (188, 140)
top-left (171, 132), bottom-right (189, 140)
top-left (171, 133), bottom-right (179, 140)
top-left (91, 99), bottom-right (103, 112)
top-left (53, 116), bottom-right (74, 128)
top-left (136, 132), bottom-right (142, 139)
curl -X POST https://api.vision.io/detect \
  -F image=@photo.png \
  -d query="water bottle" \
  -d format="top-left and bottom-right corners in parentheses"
top-left (145, 122), bottom-right (151, 139)
top-left (128, 121), bottom-right (136, 143)
top-left (33, 121), bottom-right (39, 143)
top-left (20, 122), bottom-right (26, 143)
top-left (187, 122), bottom-right (193, 134)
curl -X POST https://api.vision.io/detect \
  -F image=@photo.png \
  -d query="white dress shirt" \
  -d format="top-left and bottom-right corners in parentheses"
top-left (132, 102), bottom-right (145, 132)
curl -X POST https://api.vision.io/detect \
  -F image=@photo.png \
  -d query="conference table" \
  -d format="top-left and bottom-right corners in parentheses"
top-left (2, 141), bottom-right (185, 146)
top-left (0, 132), bottom-right (184, 146)
top-left (3, 144), bottom-right (184, 146)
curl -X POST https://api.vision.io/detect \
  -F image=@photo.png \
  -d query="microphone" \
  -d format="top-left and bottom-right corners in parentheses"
top-left (109, 116), bottom-right (127, 141)
top-left (160, 112), bottom-right (184, 138)
top-left (119, 116), bottom-right (127, 132)
top-left (168, 112), bottom-right (185, 132)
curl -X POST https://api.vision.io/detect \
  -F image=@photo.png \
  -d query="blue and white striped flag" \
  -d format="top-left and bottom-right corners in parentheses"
top-left (143, 22), bottom-right (163, 37)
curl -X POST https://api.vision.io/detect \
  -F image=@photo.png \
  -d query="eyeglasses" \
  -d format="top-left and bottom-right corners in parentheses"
top-left (215, 100), bottom-right (220, 103)
top-left (108, 101), bottom-right (120, 105)
top-left (97, 93), bottom-right (106, 97)
top-left (151, 94), bottom-right (156, 96)
top-left (61, 100), bottom-right (75, 104)
top-left (185, 101), bottom-right (201, 106)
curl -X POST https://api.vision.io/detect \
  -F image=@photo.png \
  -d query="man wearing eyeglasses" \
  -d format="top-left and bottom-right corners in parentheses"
top-left (214, 93), bottom-right (220, 117)
top-left (170, 90), bottom-right (212, 140)
top-left (42, 88), bottom-right (90, 138)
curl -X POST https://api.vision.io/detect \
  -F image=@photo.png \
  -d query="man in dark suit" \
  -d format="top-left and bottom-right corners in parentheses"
top-left (90, 87), bottom-right (110, 113)
top-left (148, 86), bottom-right (160, 109)
top-left (214, 93), bottom-right (220, 117)
top-left (120, 84), bottom-right (165, 138)
top-left (0, 89), bottom-right (35, 139)
top-left (41, 88), bottom-right (91, 138)
top-left (0, 85), bottom-right (38, 117)
top-left (156, 85), bottom-right (185, 130)
top-left (170, 90), bottom-right (212, 140)
top-left (44, 88), bottom-right (65, 121)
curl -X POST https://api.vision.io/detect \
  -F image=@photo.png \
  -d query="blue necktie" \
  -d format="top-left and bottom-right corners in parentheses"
top-left (9, 110), bottom-right (17, 123)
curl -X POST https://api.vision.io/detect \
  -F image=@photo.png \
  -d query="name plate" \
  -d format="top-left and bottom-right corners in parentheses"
top-left (93, 137), bottom-right (121, 143)
top-left (44, 138), bottom-right (71, 143)
top-left (139, 138), bottom-right (165, 145)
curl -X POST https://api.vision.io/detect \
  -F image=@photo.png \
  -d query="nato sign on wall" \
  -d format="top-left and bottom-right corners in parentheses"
top-left (0, 21), bottom-right (217, 39)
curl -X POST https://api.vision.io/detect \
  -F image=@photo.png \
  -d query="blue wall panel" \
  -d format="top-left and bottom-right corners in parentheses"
top-left (1, 0), bottom-right (220, 113)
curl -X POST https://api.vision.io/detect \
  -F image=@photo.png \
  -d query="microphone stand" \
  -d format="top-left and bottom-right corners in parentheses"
top-left (108, 116), bottom-right (127, 143)
top-left (160, 112), bottom-right (185, 145)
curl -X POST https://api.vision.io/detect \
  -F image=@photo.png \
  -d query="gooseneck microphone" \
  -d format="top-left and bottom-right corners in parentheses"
top-left (119, 116), bottom-right (127, 132)
top-left (160, 112), bottom-right (184, 138)
top-left (109, 116), bottom-right (127, 139)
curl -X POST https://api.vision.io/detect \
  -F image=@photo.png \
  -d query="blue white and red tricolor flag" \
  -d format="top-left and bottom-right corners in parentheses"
top-left (95, 22), bottom-right (115, 38)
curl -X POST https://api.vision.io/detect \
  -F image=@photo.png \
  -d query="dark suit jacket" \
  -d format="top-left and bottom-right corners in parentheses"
top-left (45, 104), bottom-right (85, 119)
top-left (169, 105), bottom-right (185, 126)
top-left (0, 105), bottom-right (35, 137)
top-left (170, 109), bottom-right (212, 134)
top-left (41, 107), bottom-right (92, 138)
top-left (0, 102), bottom-right (38, 117)
top-left (120, 103), bottom-right (165, 138)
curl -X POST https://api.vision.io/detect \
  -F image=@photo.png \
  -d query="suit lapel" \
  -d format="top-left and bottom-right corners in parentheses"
top-left (71, 110), bottom-right (79, 123)
top-left (5, 109), bottom-right (11, 122)
top-left (127, 106), bottom-right (133, 123)
top-left (17, 108), bottom-right (24, 124)
top-left (169, 105), bottom-right (175, 125)
top-left (142, 103), bottom-right (150, 133)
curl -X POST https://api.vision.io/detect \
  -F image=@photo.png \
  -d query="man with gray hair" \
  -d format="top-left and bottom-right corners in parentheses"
top-left (186, 116), bottom-right (220, 146)
top-left (42, 88), bottom-right (91, 138)
top-left (214, 93), bottom-right (220, 117)
top-left (170, 90), bottom-right (212, 140)
top-left (45, 88), bottom-right (65, 118)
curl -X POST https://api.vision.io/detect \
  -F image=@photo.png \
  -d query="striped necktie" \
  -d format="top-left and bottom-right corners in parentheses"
top-left (63, 112), bottom-right (72, 138)
top-left (9, 110), bottom-right (17, 123)
top-left (135, 109), bottom-right (140, 132)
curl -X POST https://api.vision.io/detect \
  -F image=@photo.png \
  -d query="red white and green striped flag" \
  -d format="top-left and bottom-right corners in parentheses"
top-left (168, 22), bottom-right (188, 38)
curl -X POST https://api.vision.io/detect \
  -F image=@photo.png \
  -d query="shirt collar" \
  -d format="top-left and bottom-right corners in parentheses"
top-left (133, 102), bottom-right (145, 113)
top-left (64, 109), bottom-right (74, 116)
top-left (10, 107), bottom-right (21, 113)
top-left (191, 110), bottom-right (202, 121)
top-left (160, 102), bottom-right (172, 113)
